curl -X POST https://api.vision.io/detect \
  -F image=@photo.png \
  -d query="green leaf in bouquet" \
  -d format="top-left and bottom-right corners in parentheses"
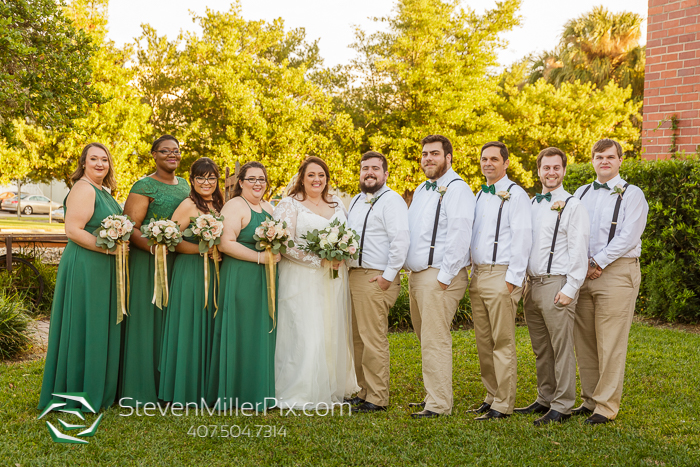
top-left (183, 228), bottom-right (193, 237)
top-left (279, 245), bottom-right (287, 254)
top-left (199, 242), bottom-right (209, 254)
top-left (339, 243), bottom-right (347, 250)
top-left (287, 240), bottom-right (295, 248)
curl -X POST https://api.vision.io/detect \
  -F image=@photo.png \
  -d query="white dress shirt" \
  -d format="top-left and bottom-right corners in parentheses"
top-left (471, 175), bottom-right (532, 287)
top-left (527, 186), bottom-right (591, 299)
top-left (574, 174), bottom-right (649, 269)
top-left (405, 167), bottom-right (475, 285)
top-left (347, 185), bottom-right (410, 282)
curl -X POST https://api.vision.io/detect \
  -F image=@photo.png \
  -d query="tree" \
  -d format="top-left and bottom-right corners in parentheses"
top-left (528, 7), bottom-right (645, 101)
top-left (334, 0), bottom-right (527, 196)
top-left (0, 0), bottom-right (101, 143)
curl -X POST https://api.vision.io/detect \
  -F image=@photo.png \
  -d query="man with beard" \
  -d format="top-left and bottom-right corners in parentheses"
top-left (347, 151), bottom-right (410, 413)
top-left (513, 147), bottom-right (589, 426)
top-left (404, 135), bottom-right (475, 418)
top-left (469, 141), bottom-right (531, 420)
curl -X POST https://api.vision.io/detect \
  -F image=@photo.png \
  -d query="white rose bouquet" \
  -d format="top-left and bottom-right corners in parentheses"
top-left (183, 213), bottom-right (225, 314)
top-left (301, 218), bottom-right (360, 279)
top-left (253, 218), bottom-right (294, 331)
top-left (94, 214), bottom-right (134, 323)
top-left (140, 218), bottom-right (183, 309)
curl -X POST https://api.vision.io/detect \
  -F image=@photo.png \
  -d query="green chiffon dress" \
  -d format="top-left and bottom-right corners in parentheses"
top-left (206, 206), bottom-right (277, 410)
top-left (119, 176), bottom-right (190, 407)
top-left (38, 184), bottom-right (123, 412)
top-left (158, 224), bottom-right (217, 405)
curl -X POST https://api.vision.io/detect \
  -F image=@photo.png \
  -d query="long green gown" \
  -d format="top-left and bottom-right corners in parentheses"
top-left (38, 184), bottom-right (123, 412)
top-left (206, 206), bottom-right (276, 410)
top-left (158, 224), bottom-right (217, 405)
top-left (119, 176), bottom-right (190, 407)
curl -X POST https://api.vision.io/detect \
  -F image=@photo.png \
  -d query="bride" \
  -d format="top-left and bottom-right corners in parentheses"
top-left (273, 156), bottom-right (359, 409)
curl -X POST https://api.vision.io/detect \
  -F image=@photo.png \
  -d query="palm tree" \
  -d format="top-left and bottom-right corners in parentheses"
top-left (528, 7), bottom-right (645, 100)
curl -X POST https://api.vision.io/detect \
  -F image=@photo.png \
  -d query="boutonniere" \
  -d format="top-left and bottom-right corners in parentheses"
top-left (365, 193), bottom-right (376, 205)
top-left (437, 186), bottom-right (448, 198)
top-left (551, 200), bottom-right (566, 212)
top-left (612, 183), bottom-right (626, 198)
top-left (497, 190), bottom-right (511, 201)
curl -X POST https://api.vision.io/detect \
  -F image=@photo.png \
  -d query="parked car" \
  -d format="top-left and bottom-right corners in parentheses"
top-left (1, 194), bottom-right (61, 215)
top-left (51, 207), bottom-right (65, 223)
top-left (0, 191), bottom-right (17, 201)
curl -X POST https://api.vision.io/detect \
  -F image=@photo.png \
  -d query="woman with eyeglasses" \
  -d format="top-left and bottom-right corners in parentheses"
top-left (120, 135), bottom-right (190, 407)
top-left (157, 157), bottom-right (224, 406)
top-left (206, 161), bottom-right (280, 411)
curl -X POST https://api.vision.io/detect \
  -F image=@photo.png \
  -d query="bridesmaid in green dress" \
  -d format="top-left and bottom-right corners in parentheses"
top-left (39, 143), bottom-right (124, 412)
top-left (119, 135), bottom-right (190, 407)
top-left (159, 157), bottom-right (224, 405)
top-left (207, 161), bottom-right (280, 410)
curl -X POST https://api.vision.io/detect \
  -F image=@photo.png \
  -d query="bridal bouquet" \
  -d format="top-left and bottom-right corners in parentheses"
top-left (253, 219), bottom-right (294, 331)
top-left (301, 218), bottom-right (360, 279)
top-left (183, 213), bottom-right (224, 314)
top-left (141, 218), bottom-right (183, 309)
top-left (94, 214), bottom-right (134, 323)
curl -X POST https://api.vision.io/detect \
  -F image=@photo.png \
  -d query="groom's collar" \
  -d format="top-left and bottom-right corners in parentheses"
top-left (428, 167), bottom-right (457, 187)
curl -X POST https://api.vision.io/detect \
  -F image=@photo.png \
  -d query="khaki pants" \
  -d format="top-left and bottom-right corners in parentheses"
top-left (470, 264), bottom-right (523, 414)
top-left (408, 267), bottom-right (469, 415)
top-left (524, 275), bottom-right (577, 414)
top-left (349, 268), bottom-right (401, 406)
top-left (574, 257), bottom-right (641, 419)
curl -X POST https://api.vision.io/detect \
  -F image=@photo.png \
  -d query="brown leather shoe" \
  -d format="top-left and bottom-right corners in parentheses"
top-left (410, 409), bottom-right (440, 419)
top-left (572, 405), bottom-right (594, 416)
top-left (584, 413), bottom-right (611, 425)
top-left (352, 402), bottom-right (387, 413)
top-left (514, 401), bottom-right (550, 415)
top-left (534, 409), bottom-right (571, 426)
top-left (475, 409), bottom-right (510, 420)
top-left (468, 402), bottom-right (491, 414)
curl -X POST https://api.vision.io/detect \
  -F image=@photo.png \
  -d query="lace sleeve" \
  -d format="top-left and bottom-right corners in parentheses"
top-left (273, 197), bottom-right (322, 268)
top-left (333, 195), bottom-right (348, 219)
top-left (129, 177), bottom-right (155, 197)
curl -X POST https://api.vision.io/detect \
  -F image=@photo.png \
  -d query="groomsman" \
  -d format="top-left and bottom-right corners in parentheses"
top-left (470, 141), bottom-right (532, 420)
top-left (405, 135), bottom-right (475, 418)
top-left (573, 138), bottom-right (648, 424)
top-left (347, 151), bottom-right (410, 413)
top-left (513, 147), bottom-right (590, 426)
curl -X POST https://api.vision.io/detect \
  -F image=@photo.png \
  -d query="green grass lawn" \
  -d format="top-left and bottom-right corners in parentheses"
top-left (0, 219), bottom-right (65, 232)
top-left (1, 323), bottom-right (698, 466)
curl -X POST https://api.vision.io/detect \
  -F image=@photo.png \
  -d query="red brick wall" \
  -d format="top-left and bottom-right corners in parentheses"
top-left (642, 0), bottom-right (700, 160)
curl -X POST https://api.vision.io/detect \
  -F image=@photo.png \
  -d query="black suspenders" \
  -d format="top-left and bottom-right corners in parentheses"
top-left (428, 178), bottom-right (464, 266)
top-left (546, 196), bottom-right (573, 274)
top-left (578, 182), bottom-right (629, 245)
top-left (354, 190), bottom-right (389, 267)
top-left (491, 183), bottom-right (516, 265)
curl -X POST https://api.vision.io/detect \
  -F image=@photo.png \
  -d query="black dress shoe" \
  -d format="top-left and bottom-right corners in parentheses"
top-left (344, 396), bottom-right (365, 406)
top-left (534, 409), bottom-right (571, 426)
top-left (584, 413), bottom-right (611, 425)
top-left (475, 409), bottom-right (510, 420)
top-left (572, 405), bottom-right (594, 416)
top-left (408, 401), bottom-right (426, 408)
top-left (352, 402), bottom-right (387, 413)
top-left (514, 401), bottom-right (550, 415)
top-left (410, 409), bottom-right (440, 419)
top-left (468, 402), bottom-right (491, 414)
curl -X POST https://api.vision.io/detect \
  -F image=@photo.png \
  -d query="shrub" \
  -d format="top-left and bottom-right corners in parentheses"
top-left (0, 292), bottom-right (33, 360)
top-left (564, 158), bottom-right (700, 322)
top-left (0, 251), bottom-right (57, 318)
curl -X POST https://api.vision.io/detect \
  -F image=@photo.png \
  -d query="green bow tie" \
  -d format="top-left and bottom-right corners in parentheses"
top-left (535, 192), bottom-right (552, 203)
top-left (481, 184), bottom-right (495, 195)
top-left (425, 181), bottom-right (437, 191)
top-left (593, 181), bottom-right (610, 190)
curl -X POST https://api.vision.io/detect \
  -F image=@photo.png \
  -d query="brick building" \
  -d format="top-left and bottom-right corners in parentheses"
top-left (642, 0), bottom-right (700, 160)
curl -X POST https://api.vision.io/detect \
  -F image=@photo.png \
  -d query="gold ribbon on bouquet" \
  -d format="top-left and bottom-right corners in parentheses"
top-left (204, 246), bottom-right (221, 317)
top-left (265, 248), bottom-right (277, 333)
top-left (152, 244), bottom-right (169, 309)
top-left (115, 241), bottom-right (130, 324)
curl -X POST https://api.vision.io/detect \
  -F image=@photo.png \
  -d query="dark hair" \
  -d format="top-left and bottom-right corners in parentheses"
top-left (288, 156), bottom-right (338, 208)
top-left (592, 138), bottom-right (623, 159)
top-left (421, 135), bottom-right (453, 162)
top-left (151, 134), bottom-right (179, 153)
top-left (536, 147), bottom-right (567, 169)
top-left (232, 161), bottom-right (268, 199)
top-left (480, 141), bottom-right (509, 162)
top-left (189, 157), bottom-right (224, 213)
top-left (361, 151), bottom-right (388, 172)
top-left (69, 142), bottom-right (117, 191)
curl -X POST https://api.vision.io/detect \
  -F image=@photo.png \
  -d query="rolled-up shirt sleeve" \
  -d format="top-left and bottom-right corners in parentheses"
top-left (437, 185), bottom-right (475, 285)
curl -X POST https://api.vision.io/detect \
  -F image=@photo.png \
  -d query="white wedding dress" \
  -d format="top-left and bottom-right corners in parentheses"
top-left (273, 196), bottom-right (359, 409)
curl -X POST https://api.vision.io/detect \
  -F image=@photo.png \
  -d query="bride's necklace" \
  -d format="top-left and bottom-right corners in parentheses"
top-left (307, 196), bottom-right (322, 207)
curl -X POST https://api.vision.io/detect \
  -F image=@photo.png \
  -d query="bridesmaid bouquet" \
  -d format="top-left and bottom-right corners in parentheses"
top-left (93, 214), bottom-right (134, 323)
top-left (183, 213), bottom-right (225, 314)
top-left (253, 219), bottom-right (294, 331)
top-left (301, 218), bottom-right (360, 279)
top-left (141, 218), bottom-right (183, 309)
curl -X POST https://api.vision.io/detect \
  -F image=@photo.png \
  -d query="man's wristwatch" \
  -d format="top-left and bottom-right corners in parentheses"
top-left (589, 258), bottom-right (598, 269)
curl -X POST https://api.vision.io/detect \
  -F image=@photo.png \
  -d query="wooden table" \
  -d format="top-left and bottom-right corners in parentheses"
top-left (1, 233), bottom-right (69, 272)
